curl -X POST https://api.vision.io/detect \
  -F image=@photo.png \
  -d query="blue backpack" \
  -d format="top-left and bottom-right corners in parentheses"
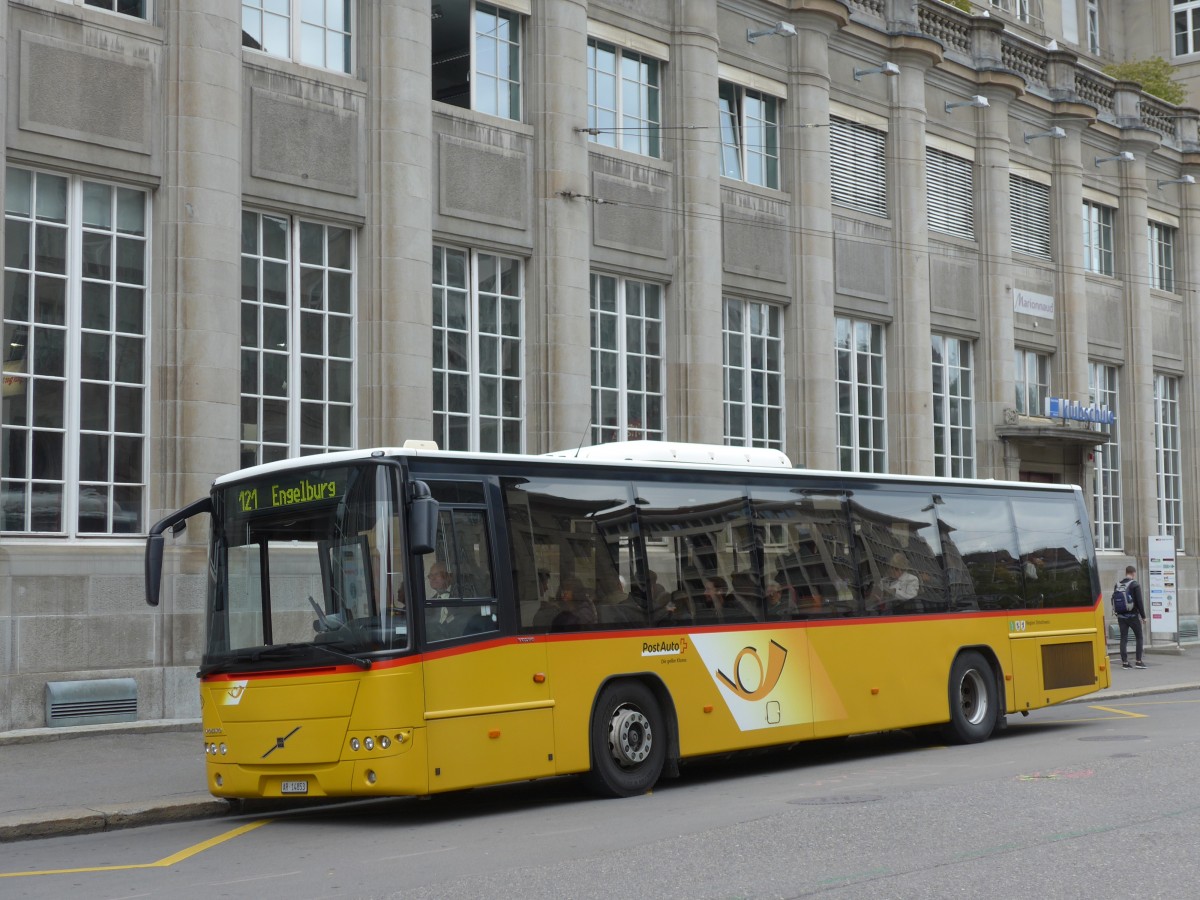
top-left (1111, 579), bottom-right (1134, 616)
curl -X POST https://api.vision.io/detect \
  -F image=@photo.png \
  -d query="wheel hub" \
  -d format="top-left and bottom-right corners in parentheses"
top-left (608, 707), bottom-right (652, 767)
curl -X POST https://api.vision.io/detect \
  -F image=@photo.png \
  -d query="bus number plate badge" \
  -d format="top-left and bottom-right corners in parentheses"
top-left (281, 780), bottom-right (309, 795)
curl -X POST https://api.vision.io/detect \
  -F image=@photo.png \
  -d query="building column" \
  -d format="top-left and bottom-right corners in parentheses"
top-left (889, 52), bottom-right (935, 475)
top-left (1113, 145), bottom-right (1160, 560)
top-left (156, 1), bottom-right (243, 515)
top-left (975, 88), bottom-right (1018, 480)
top-left (787, 13), bottom-right (841, 470)
top-left (526, 0), bottom-right (591, 453)
top-left (366, 0), bottom-right (434, 445)
top-left (671, 0), bottom-right (723, 443)
top-left (1050, 123), bottom-right (1089, 415)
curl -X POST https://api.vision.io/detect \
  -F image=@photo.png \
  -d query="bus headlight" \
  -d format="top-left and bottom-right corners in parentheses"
top-left (364, 737), bottom-right (375, 751)
top-left (350, 738), bottom-right (360, 751)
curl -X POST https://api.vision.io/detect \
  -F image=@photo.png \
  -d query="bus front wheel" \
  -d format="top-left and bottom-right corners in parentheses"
top-left (946, 651), bottom-right (996, 744)
top-left (584, 681), bottom-right (666, 798)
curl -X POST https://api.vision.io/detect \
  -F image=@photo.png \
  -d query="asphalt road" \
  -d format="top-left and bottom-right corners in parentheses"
top-left (4, 689), bottom-right (1199, 899)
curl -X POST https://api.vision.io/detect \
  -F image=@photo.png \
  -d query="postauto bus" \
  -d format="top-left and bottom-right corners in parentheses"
top-left (145, 441), bottom-right (1108, 799)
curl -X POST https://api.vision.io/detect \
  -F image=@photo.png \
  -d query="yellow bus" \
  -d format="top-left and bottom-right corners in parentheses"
top-left (145, 441), bottom-right (1108, 799)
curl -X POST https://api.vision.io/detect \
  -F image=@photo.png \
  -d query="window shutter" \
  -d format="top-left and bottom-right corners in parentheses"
top-left (1010, 174), bottom-right (1051, 258)
top-left (830, 117), bottom-right (888, 218)
top-left (926, 149), bottom-right (975, 239)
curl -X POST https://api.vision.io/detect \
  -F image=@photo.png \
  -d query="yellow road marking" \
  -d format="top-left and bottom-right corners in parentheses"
top-left (1088, 705), bottom-right (1147, 719)
top-left (0, 819), bottom-right (271, 879)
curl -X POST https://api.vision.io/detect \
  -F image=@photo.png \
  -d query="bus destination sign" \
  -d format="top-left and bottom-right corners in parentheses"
top-left (237, 477), bottom-right (340, 513)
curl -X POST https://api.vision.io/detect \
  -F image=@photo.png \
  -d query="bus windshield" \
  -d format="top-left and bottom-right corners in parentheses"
top-left (203, 462), bottom-right (409, 673)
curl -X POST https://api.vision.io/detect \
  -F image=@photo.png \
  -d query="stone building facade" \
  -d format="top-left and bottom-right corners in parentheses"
top-left (1, 0), bottom-right (1199, 729)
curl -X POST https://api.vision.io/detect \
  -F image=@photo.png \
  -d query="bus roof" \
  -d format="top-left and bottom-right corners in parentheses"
top-left (212, 443), bottom-right (1080, 495)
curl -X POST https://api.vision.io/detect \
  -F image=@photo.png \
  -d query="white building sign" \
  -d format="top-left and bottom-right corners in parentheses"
top-left (1014, 289), bottom-right (1055, 319)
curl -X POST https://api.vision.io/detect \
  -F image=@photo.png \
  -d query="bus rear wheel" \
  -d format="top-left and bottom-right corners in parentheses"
top-left (946, 651), bottom-right (996, 744)
top-left (584, 681), bottom-right (666, 798)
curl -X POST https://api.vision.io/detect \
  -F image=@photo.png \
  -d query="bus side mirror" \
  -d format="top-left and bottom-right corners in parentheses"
top-left (408, 482), bottom-right (439, 555)
top-left (144, 496), bottom-right (213, 607)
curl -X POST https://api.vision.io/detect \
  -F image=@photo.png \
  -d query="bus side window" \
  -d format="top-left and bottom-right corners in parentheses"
top-left (422, 482), bottom-right (499, 642)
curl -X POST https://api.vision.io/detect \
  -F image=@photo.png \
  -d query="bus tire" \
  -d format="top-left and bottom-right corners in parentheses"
top-left (584, 680), bottom-right (666, 798)
top-left (945, 650), bottom-right (996, 744)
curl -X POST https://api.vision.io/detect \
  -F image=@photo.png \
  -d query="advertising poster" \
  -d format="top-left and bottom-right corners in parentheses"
top-left (1147, 535), bottom-right (1179, 636)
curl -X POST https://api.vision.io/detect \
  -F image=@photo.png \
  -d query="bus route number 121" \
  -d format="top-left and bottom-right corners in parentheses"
top-left (239, 489), bottom-right (259, 513)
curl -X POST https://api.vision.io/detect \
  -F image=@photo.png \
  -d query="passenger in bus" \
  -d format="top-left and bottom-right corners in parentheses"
top-left (551, 577), bottom-right (596, 630)
top-left (697, 575), bottom-right (738, 623)
top-left (765, 576), bottom-right (799, 620)
top-left (873, 552), bottom-right (919, 611)
top-left (389, 583), bottom-right (407, 616)
top-left (594, 568), bottom-right (644, 624)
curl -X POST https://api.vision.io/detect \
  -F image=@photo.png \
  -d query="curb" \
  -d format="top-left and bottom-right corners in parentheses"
top-left (0, 719), bottom-right (200, 748)
top-left (0, 794), bottom-right (230, 844)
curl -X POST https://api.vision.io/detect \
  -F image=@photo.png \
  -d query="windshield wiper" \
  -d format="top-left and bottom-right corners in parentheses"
top-left (198, 642), bottom-right (371, 677)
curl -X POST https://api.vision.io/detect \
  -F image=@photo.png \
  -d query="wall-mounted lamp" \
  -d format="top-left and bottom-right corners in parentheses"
top-left (1023, 127), bottom-right (1066, 143)
top-left (1157, 175), bottom-right (1196, 188)
top-left (945, 96), bottom-right (989, 113)
top-left (1095, 151), bottom-right (1135, 167)
top-left (854, 62), bottom-right (900, 80)
top-left (747, 21), bottom-right (796, 43)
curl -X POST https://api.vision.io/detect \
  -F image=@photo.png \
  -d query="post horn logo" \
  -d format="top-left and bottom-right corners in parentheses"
top-left (715, 640), bottom-right (788, 701)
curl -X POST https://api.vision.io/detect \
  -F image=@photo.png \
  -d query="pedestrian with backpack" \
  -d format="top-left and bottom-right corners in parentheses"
top-left (1113, 564), bottom-right (1147, 669)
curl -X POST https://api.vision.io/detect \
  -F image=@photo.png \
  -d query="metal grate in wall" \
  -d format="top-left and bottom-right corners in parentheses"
top-left (1041, 642), bottom-right (1096, 691)
top-left (45, 678), bottom-right (138, 727)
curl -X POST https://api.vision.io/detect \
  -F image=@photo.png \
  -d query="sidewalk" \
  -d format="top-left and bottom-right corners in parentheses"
top-left (2, 643), bottom-right (1197, 843)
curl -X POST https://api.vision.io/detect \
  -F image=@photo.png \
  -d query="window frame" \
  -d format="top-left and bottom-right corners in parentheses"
top-left (590, 273), bottom-right (665, 445)
top-left (931, 334), bottom-right (975, 478)
top-left (1088, 361), bottom-right (1122, 551)
top-left (239, 210), bottom-right (357, 469)
top-left (1176, 0), bottom-right (1200, 56)
top-left (830, 117), bottom-right (888, 218)
top-left (432, 244), bottom-right (525, 454)
top-left (1014, 347), bottom-right (1050, 416)
top-left (835, 317), bottom-right (886, 473)
top-left (723, 297), bottom-right (783, 451)
top-left (3, 166), bottom-right (150, 536)
top-left (1148, 220), bottom-right (1177, 293)
top-left (1154, 372), bottom-right (1184, 547)
top-left (1082, 199), bottom-right (1115, 277)
top-left (241, 0), bottom-right (355, 75)
top-left (586, 38), bottom-right (662, 158)
top-left (718, 81), bottom-right (781, 190)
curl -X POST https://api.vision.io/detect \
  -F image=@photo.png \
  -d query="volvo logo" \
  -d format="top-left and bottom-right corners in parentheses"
top-left (262, 726), bottom-right (300, 758)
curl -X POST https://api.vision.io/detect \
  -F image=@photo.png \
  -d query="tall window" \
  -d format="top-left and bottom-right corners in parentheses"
top-left (723, 299), bottom-right (783, 450)
top-left (1148, 220), bottom-right (1177, 292)
top-left (591, 275), bottom-right (664, 445)
top-left (1014, 348), bottom-right (1049, 416)
top-left (1011, 174), bottom-right (1052, 259)
top-left (718, 82), bottom-right (780, 189)
top-left (830, 117), bottom-right (888, 218)
top-left (587, 39), bottom-right (661, 158)
top-left (3, 167), bottom-right (148, 535)
top-left (835, 317), bottom-right (886, 473)
top-left (1082, 200), bottom-right (1115, 276)
top-left (1154, 373), bottom-right (1184, 545)
top-left (242, 1), bottom-right (353, 74)
top-left (432, 246), bottom-right (523, 453)
top-left (932, 335), bottom-right (975, 478)
top-left (433, 1), bottom-right (522, 121)
top-left (1176, 0), bottom-right (1200, 56)
top-left (926, 148), bottom-right (975, 239)
top-left (1089, 362), bottom-right (1122, 550)
top-left (1087, 0), bottom-right (1101, 54)
top-left (241, 212), bottom-right (355, 468)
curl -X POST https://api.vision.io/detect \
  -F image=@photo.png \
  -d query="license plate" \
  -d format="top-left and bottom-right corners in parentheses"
top-left (281, 780), bottom-right (308, 794)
